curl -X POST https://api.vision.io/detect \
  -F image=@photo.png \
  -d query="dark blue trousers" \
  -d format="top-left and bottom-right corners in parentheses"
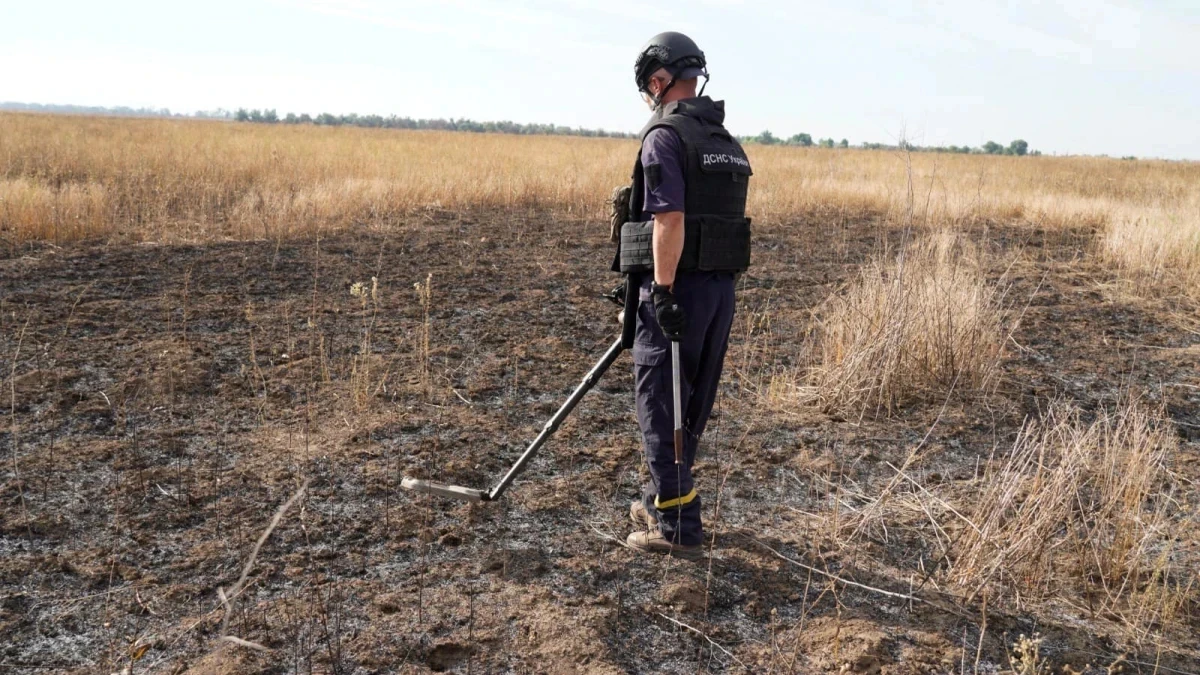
top-left (633, 272), bottom-right (735, 546)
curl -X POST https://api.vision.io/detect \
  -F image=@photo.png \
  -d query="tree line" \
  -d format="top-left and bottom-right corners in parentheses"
top-left (232, 108), bottom-right (1037, 155)
top-left (231, 108), bottom-right (636, 138)
top-left (0, 101), bottom-right (179, 118)
top-left (2, 101), bottom-right (1039, 155)
top-left (742, 130), bottom-right (1038, 156)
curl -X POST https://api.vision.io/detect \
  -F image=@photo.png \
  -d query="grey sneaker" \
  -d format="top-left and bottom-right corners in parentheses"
top-left (626, 530), bottom-right (704, 561)
top-left (630, 500), bottom-right (658, 531)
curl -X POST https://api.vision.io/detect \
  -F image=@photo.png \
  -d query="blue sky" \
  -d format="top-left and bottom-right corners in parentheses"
top-left (3, 0), bottom-right (1198, 158)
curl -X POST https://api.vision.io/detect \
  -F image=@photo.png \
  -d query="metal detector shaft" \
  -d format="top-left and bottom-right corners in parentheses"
top-left (486, 337), bottom-right (625, 500)
top-left (671, 341), bottom-right (683, 465)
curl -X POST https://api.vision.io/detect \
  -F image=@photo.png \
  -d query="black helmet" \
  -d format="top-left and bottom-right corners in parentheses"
top-left (634, 31), bottom-right (707, 94)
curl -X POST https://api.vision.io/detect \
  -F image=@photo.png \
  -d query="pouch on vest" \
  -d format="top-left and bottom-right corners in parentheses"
top-left (619, 220), bottom-right (655, 273)
top-left (609, 185), bottom-right (631, 244)
top-left (618, 216), bottom-right (750, 273)
top-left (696, 215), bottom-right (752, 271)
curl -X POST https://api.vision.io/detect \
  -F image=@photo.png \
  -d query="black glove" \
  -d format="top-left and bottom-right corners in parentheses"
top-left (651, 283), bottom-right (686, 341)
top-left (603, 282), bottom-right (626, 306)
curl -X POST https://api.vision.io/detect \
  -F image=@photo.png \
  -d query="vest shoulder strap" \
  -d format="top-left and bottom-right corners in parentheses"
top-left (643, 113), bottom-right (735, 144)
top-left (628, 149), bottom-right (646, 221)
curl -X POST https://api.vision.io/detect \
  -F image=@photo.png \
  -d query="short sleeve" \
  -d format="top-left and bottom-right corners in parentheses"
top-left (640, 128), bottom-right (685, 215)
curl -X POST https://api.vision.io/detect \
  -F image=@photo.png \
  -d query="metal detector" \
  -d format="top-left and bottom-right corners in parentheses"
top-left (401, 337), bottom-right (626, 502)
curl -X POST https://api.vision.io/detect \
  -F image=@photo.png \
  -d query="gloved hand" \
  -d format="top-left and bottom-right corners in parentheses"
top-left (651, 283), bottom-right (686, 341)
top-left (603, 282), bottom-right (626, 306)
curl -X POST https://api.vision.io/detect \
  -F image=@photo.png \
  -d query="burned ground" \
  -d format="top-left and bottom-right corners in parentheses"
top-left (1, 211), bottom-right (1198, 673)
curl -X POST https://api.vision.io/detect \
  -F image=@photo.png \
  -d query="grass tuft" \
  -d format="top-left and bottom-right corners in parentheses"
top-left (798, 230), bottom-right (1010, 415)
top-left (952, 399), bottom-right (1196, 642)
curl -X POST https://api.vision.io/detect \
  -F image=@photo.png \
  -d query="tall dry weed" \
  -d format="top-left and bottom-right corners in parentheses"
top-left (952, 399), bottom-right (1195, 640)
top-left (349, 276), bottom-right (384, 409)
top-left (799, 230), bottom-right (1010, 415)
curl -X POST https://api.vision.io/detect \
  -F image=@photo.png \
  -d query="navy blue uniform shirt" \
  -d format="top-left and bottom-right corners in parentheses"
top-left (640, 127), bottom-right (686, 220)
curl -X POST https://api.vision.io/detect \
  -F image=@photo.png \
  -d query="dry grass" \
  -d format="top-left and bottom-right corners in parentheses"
top-left (951, 399), bottom-right (1196, 642)
top-left (797, 230), bottom-right (1011, 415)
top-left (814, 397), bottom-right (1198, 650)
top-left (1101, 194), bottom-right (1200, 295)
top-left (0, 112), bottom-right (631, 242)
top-left (744, 143), bottom-right (1197, 230)
top-left (3, 112), bottom-right (1199, 249)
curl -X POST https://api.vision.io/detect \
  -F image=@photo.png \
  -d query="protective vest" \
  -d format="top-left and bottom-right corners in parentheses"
top-left (613, 97), bottom-right (753, 274)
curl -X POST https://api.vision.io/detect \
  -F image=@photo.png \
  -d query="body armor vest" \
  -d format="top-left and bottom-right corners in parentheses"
top-left (614, 97), bottom-right (753, 274)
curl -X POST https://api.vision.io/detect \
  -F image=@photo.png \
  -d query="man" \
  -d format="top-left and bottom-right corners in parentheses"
top-left (613, 32), bottom-right (753, 559)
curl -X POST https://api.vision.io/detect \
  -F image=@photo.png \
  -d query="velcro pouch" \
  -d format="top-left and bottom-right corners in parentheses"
top-left (609, 185), bottom-right (631, 243)
top-left (618, 220), bottom-right (655, 273)
top-left (696, 215), bottom-right (752, 272)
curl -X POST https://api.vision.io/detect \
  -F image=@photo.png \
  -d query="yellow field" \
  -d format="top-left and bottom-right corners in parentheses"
top-left (2, 111), bottom-right (1198, 289)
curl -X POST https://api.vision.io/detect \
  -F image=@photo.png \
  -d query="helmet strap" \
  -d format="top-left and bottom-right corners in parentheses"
top-left (651, 75), bottom-right (677, 109)
top-left (652, 68), bottom-right (710, 108)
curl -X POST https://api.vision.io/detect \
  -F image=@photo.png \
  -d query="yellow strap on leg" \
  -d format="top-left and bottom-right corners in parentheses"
top-left (654, 489), bottom-right (697, 510)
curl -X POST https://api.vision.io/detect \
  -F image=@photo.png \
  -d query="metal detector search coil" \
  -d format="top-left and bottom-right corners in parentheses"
top-left (400, 478), bottom-right (486, 502)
